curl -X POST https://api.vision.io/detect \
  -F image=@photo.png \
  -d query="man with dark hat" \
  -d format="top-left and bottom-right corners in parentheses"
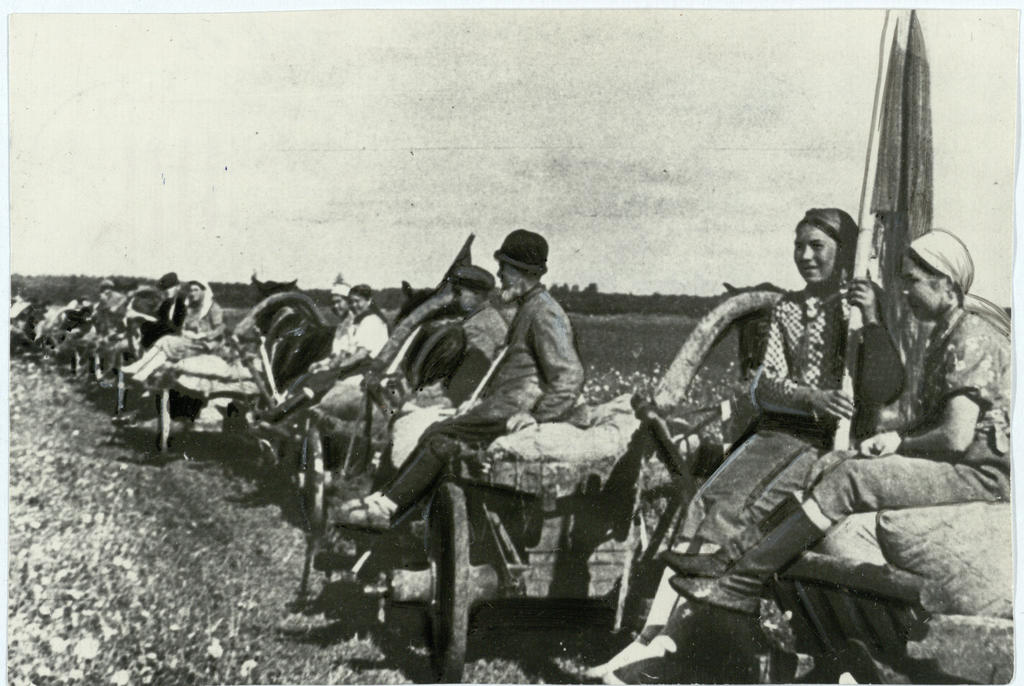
top-left (382, 263), bottom-right (510, 474)
top-left (332, 229), bottom-right (584, 530)
top-left (442, 264), bottom-right (510, 402)
top-left (140, 272), bottom-right (187, 349)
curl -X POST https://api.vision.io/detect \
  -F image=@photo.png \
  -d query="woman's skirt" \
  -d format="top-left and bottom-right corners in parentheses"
top-left (678, 421), bottom-right (831, 559)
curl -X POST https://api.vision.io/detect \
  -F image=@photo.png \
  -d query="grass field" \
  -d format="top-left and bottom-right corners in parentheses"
top-left (8, 308), bottom-right (748, 685)
top-left (220, 308), bottom-right (723, 404)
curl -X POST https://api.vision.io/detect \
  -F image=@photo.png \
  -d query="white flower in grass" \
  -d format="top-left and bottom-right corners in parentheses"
top-left (207, 638), bottom-right (224, 659)
top-left (49, 636), bottom-right (68, 654)
top-left (74, 635), bottom-right (100, 660)
top-left (240, 659), bottom-right (258, 678)
top-left (111, 669), bottom-right (130, 685)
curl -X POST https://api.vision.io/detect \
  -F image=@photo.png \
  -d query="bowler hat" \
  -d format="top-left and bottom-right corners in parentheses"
top-left (157, 272), bottom-right (180, 290)
top-left (494, 230), bottom-right (548, 275)
top-left (448, 264), bottom-right (495, 292)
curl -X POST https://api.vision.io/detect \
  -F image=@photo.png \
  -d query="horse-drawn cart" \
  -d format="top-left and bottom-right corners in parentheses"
top-left (300, 285), bottom-right (1012, 684)
top-left (121, 291), bottom-right (335, 453)
top-left (313, 439), bottom-right (647, 682)
top-left (300, 289), bottom-right (786, 682)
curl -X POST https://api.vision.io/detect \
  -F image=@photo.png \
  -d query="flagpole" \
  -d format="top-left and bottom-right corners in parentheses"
top-left (856, 10), bottom-right (892, 231)
top-left (833, 10), bottom-right (894, 451)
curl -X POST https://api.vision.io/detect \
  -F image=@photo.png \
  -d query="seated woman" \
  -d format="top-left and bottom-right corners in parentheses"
top-left (613, 230), bottom-right (1011, 684)
top-left (122, 280), bottom-right (225, 382)
top-left (312, 283), bottom-right (390, 420)
top-left (586, 208), bottom-right (904, 681)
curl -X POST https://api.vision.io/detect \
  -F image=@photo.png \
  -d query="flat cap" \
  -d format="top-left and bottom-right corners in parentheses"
top-left (157, 272), bottom-right (179, 290)
top-left (448, 264), bottom-right (495, 292)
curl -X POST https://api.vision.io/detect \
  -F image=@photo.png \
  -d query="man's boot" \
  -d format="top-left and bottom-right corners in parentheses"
top-left (671, 504), bottom-right (826, 613)
top-left (661, 549), bottom-right (729, 578)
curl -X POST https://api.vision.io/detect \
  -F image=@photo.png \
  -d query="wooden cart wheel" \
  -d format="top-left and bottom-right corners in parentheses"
top-left (654, 290), bottom-right (782, 409)
top-left (300, 426), bottom-right (327, 537)
top-left (115, 356), bottom-right (126, 416)
top-left (157, 388), bottom-right (171, 453)
top-left (428, 481), bottom-right (472, 683)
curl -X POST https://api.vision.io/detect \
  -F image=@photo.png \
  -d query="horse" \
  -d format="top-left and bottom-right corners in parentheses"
top-left (251, 272), bottom-right (300, 300)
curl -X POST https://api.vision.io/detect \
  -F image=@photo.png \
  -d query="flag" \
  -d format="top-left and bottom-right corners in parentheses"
top-left (868, 10), bottom-right (933, 428)
top-left (440, 233), bottom-right (475, 286)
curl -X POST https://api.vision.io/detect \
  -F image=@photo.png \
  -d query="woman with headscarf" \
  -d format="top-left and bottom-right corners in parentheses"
top-left (587, 208), bottom-right (905, 681)
top-left (614, 229), bottom-right (1011, 685)
top-left (311, 283), bottom-right (390, 419)
top-left (122, 280), bottom-right (225, 382)
top-left (683, 209), bottom-right (906, 555)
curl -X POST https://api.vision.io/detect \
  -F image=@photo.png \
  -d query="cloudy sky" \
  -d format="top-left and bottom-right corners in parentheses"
top-left (9, 8), bottom-right (1018, 305)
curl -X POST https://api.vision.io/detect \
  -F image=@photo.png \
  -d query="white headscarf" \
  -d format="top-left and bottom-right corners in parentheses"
top-left (10, 297), bottom-right (31, 321)
top-left (331, 282), bottom-right (351, 298)
top-left (908, 229), bottom-right (974, 295)
top-left (909, 230), bottom-right (1009, 337)
top-left (186, 280), bottom-right (215, 320)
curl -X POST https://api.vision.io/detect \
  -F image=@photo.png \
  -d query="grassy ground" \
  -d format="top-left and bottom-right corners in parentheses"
top-left (8, 308), bottom-right (752, 685)
top-left (10, 356), bottom-right (653, 685)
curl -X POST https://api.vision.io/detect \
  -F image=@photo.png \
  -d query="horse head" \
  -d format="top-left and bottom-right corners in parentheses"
top-left (395, 281), bottom-right (463, 326)
top-left (251, 272), bottom-right (300, 300)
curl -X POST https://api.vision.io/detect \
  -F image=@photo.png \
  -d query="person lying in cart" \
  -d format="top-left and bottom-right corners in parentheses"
top-left (331, 229), bottom-right (585, 531)
top-left (121, 280), bottom-right (225, 382)
top-left (609, 230), bottom-right (1011, 684)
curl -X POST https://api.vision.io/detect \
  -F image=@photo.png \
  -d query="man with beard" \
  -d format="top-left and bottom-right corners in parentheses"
top-left (332, 229), bottom-right (585, 531)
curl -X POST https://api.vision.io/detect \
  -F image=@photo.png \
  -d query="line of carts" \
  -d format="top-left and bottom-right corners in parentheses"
top-left (18, 287), bottom-right (1010, 683)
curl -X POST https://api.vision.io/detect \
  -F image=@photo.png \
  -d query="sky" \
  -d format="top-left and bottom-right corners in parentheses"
top-left (8, 8), bottom-right (1019, 305)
